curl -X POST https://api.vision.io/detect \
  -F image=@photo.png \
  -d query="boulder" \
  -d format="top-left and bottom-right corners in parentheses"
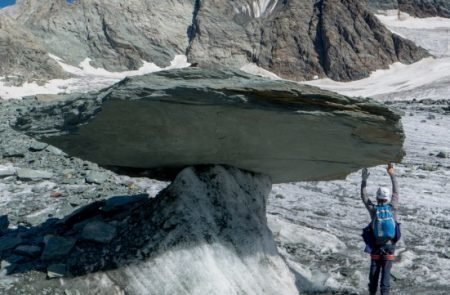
top-left (85, 171), bottom-right (108, 184)
top-left (15, 68), bottom-right (405, 183)
top-left (0, 166), bottom-right (16, 178)
top-left (80, 221), bottom-right (117, 243)
top-left (0, 236), bottom-right (23, 252)
top-left (29, 141), bottom-right (48, 152)
top-left (41, 236), bottom-right (76, 261)
top-left (47, 263), bottom-right (67, 279)
top-left (101, 194), bottom-right (149, 213)
top-left (14, 245), bottom-right (42, 257)
top-left (16, 168), bottom-right (54, 181)
top-left (436, 151), bottom-right (448, 158)
top-left (1, 146), bottom-right (25, 158)
top-left (0, 215), bottom-right (9, 233)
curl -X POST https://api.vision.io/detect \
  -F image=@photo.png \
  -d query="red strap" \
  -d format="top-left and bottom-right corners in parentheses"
top-left (383, 254), bottom-right (395, 261)
top-left (371, 254), bottom-right (395, 261)
top-left (371, 254), bottom-right (381, 260)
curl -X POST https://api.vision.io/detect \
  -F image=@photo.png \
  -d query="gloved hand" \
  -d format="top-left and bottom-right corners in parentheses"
top-left (387, 163), bottom-right (395, 176)
top-left (362, 168), bottom-right (370, 181)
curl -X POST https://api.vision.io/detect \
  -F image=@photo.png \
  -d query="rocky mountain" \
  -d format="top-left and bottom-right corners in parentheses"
top-left (1, 0), bottom-right (428, 83)
top-left (188, 0), bottom-right (428, 81)
top-left (0, 15), bottom-right (69, 84)
top-left (368, 0), bottom-right (450, 18)
top-left (14, 68), bottom-right (404, 183)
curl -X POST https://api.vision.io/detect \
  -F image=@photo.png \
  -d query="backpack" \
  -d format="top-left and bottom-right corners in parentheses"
top-left (372, 204), bottom-right (396, 245)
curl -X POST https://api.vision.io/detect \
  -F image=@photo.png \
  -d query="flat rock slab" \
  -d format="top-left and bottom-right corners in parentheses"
top-left (29, 141), bottom-right (49, 152)
top-left (17, 168), bottom-right (54, 181)
top-left (1, 146), bottom-right (25, 158)
top-left (14, 245), bottom-right (42, 257)
top-left (41, 236), bottom-right (76, 260)
top-left (47, 263), bottom-right (67, 279)
top-left (85, 171), bottom-right (108, 184)
top-left (0, 236), bottom-right (23, 252)
top-left (101, 194), bottom-right (149, 213)
top-left (0, 215), bottom-right (9, 233)
top-left (0, 166), bottom-right (16, 178)
top-left (81, 221), bottom-right (117, 243)
top-left (15, 68), bottom-right (405, 183)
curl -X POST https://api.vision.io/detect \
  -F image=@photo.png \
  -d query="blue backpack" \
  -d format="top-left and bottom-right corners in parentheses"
top-left (372, 204), bottom-right (396, 245)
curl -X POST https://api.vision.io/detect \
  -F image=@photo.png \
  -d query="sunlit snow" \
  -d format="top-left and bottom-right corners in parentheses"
top-left (0, 55), bottom-right (190, 100)
top-left (236, 0), bottom-right (278, 18)
top-left (240, 63), bottom-right (282, 80)
top-left (304, 57), bottom-right (450, 99)
top-left (376, 10), bottom-right (450, 30)
top-left (303, 12), bottom-right (450, 100)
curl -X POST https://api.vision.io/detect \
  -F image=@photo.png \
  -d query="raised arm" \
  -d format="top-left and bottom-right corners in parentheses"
top-left (361, 168), bottom-right (375, 215)
top-left (388, 163), bottom-right (399, 210)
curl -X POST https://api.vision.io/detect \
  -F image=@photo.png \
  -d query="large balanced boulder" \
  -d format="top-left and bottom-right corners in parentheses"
top-left (14, 68), bottom-right (404, 183)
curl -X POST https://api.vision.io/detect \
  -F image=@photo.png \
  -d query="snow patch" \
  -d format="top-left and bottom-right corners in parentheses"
top-left (252, 0), bottom-right (277, 18)
top-left (238, 0), bottom-right (278, 18)
top-left (240, 63), bottom-right (282, 80)
top-left (303, 57), bottom-right (450, 100)
top-left (376, 10), bottom-right (450, 30)
top-left (0, 55), bottom-right (190, 100)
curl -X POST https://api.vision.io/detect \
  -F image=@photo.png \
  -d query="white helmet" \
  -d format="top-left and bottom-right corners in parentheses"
top-left (376, 187), bottom-right (390, 201)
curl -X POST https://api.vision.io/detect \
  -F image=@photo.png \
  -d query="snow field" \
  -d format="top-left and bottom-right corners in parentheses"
top-left (0, 55), bottom-right (190, 100)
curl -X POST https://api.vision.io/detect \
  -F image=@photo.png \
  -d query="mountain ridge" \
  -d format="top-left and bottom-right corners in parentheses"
top-left (0, 0), bottom-right (429, 84)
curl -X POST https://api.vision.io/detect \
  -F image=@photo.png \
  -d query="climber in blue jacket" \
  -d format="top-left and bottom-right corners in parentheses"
top-left (361, 163), bottom-right (400, 295)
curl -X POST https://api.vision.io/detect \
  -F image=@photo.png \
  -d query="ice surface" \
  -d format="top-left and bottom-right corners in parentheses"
top-left (120, 243), bottom-right (297, 295)
top-left (267, 102), bottom-right (450, 293)
top-left (0, 55), bottom-right (190, 100)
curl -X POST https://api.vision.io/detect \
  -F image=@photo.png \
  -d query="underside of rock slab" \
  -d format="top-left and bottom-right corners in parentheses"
top-left (14, 68), bottom-right (405, 183)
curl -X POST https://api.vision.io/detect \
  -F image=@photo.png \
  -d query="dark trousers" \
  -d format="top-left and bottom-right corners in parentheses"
top-left (369, 258), bottom-right (393, 295)
top-left (368, 245), bottom-right (395, 295)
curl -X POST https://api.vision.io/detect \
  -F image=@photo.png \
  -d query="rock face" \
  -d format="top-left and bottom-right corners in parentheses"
top-left (4, 0), bottom-right (193, 71)
top-left (15, 68), bottom-right (405, 183)
top-left (368, 0), bottom-right (450, 18)
top-left (1, 0), bottom-right (428, 82)
top-left (188, 0), bottom-right (428, 81)
top-left (0, 16), bottom-right (69, 83)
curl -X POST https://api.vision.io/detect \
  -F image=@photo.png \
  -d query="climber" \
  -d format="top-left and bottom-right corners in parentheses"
top-left (360, 163), bottom-right (400, 295)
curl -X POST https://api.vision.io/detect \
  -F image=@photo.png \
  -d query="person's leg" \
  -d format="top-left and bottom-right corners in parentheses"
top-left (368, 259), bottom-right (381, 295)
top-left (380, 260), bottom-right (393, 295)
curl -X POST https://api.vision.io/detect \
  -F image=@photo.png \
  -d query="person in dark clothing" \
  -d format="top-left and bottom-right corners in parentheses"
top-left (361, 163), bottom-right (399, 295)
